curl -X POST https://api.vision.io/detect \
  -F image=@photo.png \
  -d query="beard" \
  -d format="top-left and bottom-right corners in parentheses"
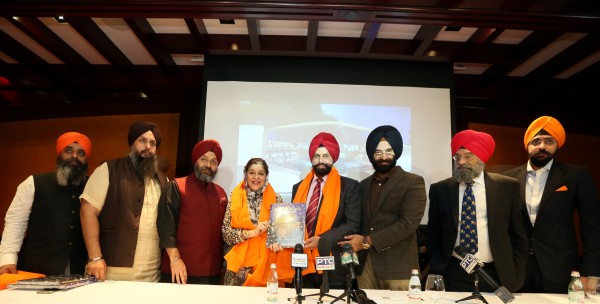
top-left (56, 156), bottom-right (88, 187)
top-left (194, 163), bottom-right (217, 183)
top-left (529, 149), bottom-right (554, 168)
top-left (312, 162), bottom-right (333, 177)
top-left (373, 158), bottom-right (397, 174)
top-left (130, 150), bottom-right (158, 179)
top-left (453, 161), bottom-right (485, 184)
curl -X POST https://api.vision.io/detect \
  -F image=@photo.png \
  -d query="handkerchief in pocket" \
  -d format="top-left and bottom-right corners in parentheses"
top-left (555, 185), bottom-right (568, 192)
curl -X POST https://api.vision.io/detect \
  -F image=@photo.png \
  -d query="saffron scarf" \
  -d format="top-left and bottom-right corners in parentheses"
top-left (291, 166), bottom-right (341, 275)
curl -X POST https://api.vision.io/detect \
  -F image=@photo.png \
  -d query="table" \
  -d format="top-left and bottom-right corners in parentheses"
top-left (0, 280), bottom-right (572, 304)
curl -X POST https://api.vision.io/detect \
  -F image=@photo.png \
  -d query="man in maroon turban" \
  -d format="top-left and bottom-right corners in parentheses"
top-left (80, 121), bottom-right (168, 282)
top-left (427, 129), bottom-right (528, 293)
top-left (504, 116), bottom-right (600, 293)
top-left (0, 132), bottom-right (91, 276)
top-left (157, 139), bottom-right (228, 285)
top-left (291, 132), bottom-right (361, 289)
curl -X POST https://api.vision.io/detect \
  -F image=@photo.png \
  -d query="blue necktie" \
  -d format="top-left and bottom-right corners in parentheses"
top-left (459, 183), bottom-right (478, 254)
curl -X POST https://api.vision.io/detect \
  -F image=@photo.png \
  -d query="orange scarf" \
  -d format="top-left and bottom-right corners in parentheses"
top-left (223, 180), bottom-right (294, 286)
top-left (290, 167), bottom-right (341, 275)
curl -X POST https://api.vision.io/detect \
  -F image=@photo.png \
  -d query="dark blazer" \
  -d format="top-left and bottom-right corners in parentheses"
top-left (503, 162), bottom-right (600, 285)
top-left (427, 171), bottom-right (528, 292)
top-left (292, 174), bottom-right (361, 286)
top-left (357, 166), bottom-right (426, 280)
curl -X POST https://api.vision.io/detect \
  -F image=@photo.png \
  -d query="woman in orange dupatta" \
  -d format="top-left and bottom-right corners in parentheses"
top-left (222, 158), bottom-right (293, 286)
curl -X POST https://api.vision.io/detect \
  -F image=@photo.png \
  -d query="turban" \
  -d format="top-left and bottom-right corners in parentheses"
top-left (56, 132), bottom-right (92, 157)
top-left (366, 125), bottom-right (403, 163)
top-left (451, 130), bottom-right (495, 163)
top-left (127, 121), bottom-right (161, 148)
top-left (523, 116), bottom-right (566, 150)
top-left (191, 139), bottom-right (222, 164)
top-left (309, 132), bottom-right (340, 163)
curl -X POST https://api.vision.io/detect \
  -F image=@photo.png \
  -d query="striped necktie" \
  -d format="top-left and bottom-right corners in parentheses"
top-left (459, 183), bottom-right (478, 254)
top-left (305, 178), bottom-right (322, 237)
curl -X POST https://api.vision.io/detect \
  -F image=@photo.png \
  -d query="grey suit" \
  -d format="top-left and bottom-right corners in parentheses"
top-left (357, 166), bottom-right (426, 281)
top-left (427, 172), bottom-right (528, 292)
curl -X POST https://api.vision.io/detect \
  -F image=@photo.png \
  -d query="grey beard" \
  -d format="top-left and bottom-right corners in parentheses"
top-left (453, 161), bottom-right (485, 184)
top-left (56, 157), bottom-right (88, 187)
top-left (130, 150), bottom-right (158, 179)
top-left (194, 164), bottom-right (216, 183)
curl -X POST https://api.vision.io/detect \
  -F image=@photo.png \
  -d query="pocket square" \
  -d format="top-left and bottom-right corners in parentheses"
top-left (555, 185), bottom-right (568, 192)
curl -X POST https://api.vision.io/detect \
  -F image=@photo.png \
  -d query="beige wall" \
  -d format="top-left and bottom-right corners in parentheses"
top-left (0, 114), bottom-right (180, 235)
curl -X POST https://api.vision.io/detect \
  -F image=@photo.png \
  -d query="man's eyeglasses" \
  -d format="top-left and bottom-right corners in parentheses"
top-left (529, 137), bottom-right (556, 147)
top-left (199, 157), bottom-right (219, 166)
top-left (452, 153), bottom-right (474, 162)
top-left (374, 149), bottom-right (395, 157)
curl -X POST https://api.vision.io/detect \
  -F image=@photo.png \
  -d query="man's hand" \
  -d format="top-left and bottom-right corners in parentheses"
top-left (170, 258), bottom-right (187, 284)
top-left (304, 235), bottom-right (320, 250)
top-left (86, 259), bottom-right (107, 281)
top-left (338, 234), bottom-right (363, 252)
top-left (0, 264), bottom-right (17, 274)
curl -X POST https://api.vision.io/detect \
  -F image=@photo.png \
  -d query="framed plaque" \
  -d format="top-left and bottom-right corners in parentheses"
top-left (267, 203), bottom-right (306, 247)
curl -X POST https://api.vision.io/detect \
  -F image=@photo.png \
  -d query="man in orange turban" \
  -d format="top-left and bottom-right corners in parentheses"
top-left (504, 116), bottom-right (600, 293)
top-left (291, 132), bottom-right (360, 290)
top-left (427, 129), bottom-right (528, 293)
top-left (0, 131), bottom-right (92, 276)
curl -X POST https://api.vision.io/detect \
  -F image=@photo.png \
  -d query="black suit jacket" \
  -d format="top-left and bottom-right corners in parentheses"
top-left (292, 174), bottom-right (361, 286)
top-left (503, 162), bottom-right (600, 284)
top-left (427, 171), bottom-right (528, 292)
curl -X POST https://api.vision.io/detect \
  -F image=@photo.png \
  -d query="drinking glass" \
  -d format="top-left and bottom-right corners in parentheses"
top-left (587, 276), bottom-right (600, 302)
top-left (425, 274), bottom-right (445, 303)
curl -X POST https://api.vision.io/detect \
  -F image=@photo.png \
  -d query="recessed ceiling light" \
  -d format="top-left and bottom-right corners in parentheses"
top-left (53, 16), bottom-right (68, 23)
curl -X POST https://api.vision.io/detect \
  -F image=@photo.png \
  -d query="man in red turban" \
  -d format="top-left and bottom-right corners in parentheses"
top-left (0, 132), bottom-right (92, 276)
top-left (504, 116), bottom-right (600, 293)
top-left (157, 139), bottom-right (227, 285)
top-left (291, 132), bottom-right (361, 289)
top-left (427, 129), bottom-right (528, 293)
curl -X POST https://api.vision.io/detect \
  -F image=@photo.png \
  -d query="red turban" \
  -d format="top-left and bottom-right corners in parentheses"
top-left (523, 116), bottom-right (565, 150)
top-left (309, 132), bottom-right (340, 163)
top-left (191, 139), bottom-right (222, 164)
top-left (451, 130), bottom-right (495, 163)
top-left (56, 132), bottom-right (92, 157)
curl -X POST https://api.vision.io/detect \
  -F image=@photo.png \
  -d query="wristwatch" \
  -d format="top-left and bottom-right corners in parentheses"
top-left (361, 236), bottom-right (371, 250)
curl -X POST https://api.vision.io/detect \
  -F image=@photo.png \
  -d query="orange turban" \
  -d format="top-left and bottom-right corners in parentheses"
top-left (309, 132), bottom-right (340, 163)
top-left (451, 130), bottom-right (495, 163)
top-left (523, 116), bottom-right (565, 150)
top-left (191, 139), bottom-right (222, 164)
top-left (56, 132), bottom-right (92, 157)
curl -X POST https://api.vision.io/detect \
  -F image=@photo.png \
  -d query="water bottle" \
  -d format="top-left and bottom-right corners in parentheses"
top-left (568, 271), bottom-right (585, 303)
top-left (267, 263), bottom-right (278, 302)
top-left (408, 268), bottom-right (422, 302)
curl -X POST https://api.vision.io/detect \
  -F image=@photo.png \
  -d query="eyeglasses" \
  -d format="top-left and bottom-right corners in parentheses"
top-left (452, 153), bottom-right (474, 162)
top-left (199, 156), bottom-right (219, 166)
top-left (529, 137), bottom-right (556, 147)
top-left (374, 148), bottom-right (395, 157)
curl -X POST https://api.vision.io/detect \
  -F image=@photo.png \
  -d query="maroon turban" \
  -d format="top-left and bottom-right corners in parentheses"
top-left (309, 132), bottom-right (340, 163)
top-left (128, 121), bottom-right (161, 148)
top-left (451, 130), bottom-right (495, 163)
top-left (191, 139), bottom-right (222, 164)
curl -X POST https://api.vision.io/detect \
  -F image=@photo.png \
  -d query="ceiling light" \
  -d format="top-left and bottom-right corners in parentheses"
top-left (53, 16), bottom-right (67, 23)
top-left (231, 43), bottom-right (239, 51)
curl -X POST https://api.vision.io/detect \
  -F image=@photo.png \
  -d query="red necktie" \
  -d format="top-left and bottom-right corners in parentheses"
top-left (306, 178), bottom-right (322, 237)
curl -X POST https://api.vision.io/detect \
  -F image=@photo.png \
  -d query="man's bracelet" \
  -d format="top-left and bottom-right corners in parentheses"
top-left (88, 256), bottom-right (104, 263)
top-left (171, 257), bottom-right (182, 263)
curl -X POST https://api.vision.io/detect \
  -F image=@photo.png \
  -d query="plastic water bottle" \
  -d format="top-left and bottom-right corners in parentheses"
top-left (568, 271), bottom-right (585, 303)
top-left (267, 263), bottom-right (278, 302)
top-left (408, 268), bottom-right (422, 302)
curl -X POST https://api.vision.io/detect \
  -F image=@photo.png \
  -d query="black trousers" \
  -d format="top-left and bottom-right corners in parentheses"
top-left (517, 254), bottom-right (569, 294)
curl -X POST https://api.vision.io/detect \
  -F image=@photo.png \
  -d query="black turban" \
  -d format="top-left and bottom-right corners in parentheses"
top-left (366, 125), bottom-right (403, 164)
top-left (127, 120), bottom-right (162, 148)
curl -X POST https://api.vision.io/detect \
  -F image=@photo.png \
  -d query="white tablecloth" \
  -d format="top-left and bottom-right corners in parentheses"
top-left (0, 280), bottom-right (574, 304)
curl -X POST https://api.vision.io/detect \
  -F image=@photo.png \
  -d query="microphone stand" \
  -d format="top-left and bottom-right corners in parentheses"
top-left (304, 272), bottom-right (337, 304)
top-left (330, 267), bottom-right (352, 304)
top-left (456, 273), bottom-right (489, 304)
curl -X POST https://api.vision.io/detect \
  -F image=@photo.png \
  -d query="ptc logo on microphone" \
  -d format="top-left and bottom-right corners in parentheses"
top-left (315, 256), bottom-right (335, 270)
top-left (459, 253), bottom-right (477, 274)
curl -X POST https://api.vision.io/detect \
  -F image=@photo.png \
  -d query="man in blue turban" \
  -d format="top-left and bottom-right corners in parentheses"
top-left (339, 125), bottom-right (427, 290)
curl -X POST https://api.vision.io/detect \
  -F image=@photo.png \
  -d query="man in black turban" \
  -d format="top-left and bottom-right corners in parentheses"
top-left (80, 120), bottom-right (168, 282)
top-left (339, 125), bottom-right (427, 291)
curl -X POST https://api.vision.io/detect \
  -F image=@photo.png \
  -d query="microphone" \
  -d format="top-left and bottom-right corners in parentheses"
top-left (291, 243), bottom-right (308, 296)
top-left (316, 238), bottom-right (334, 294)
top-left (340, 243), bottom-right (358, 279)
top-left (453, 246), bottom-right (515, 304)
